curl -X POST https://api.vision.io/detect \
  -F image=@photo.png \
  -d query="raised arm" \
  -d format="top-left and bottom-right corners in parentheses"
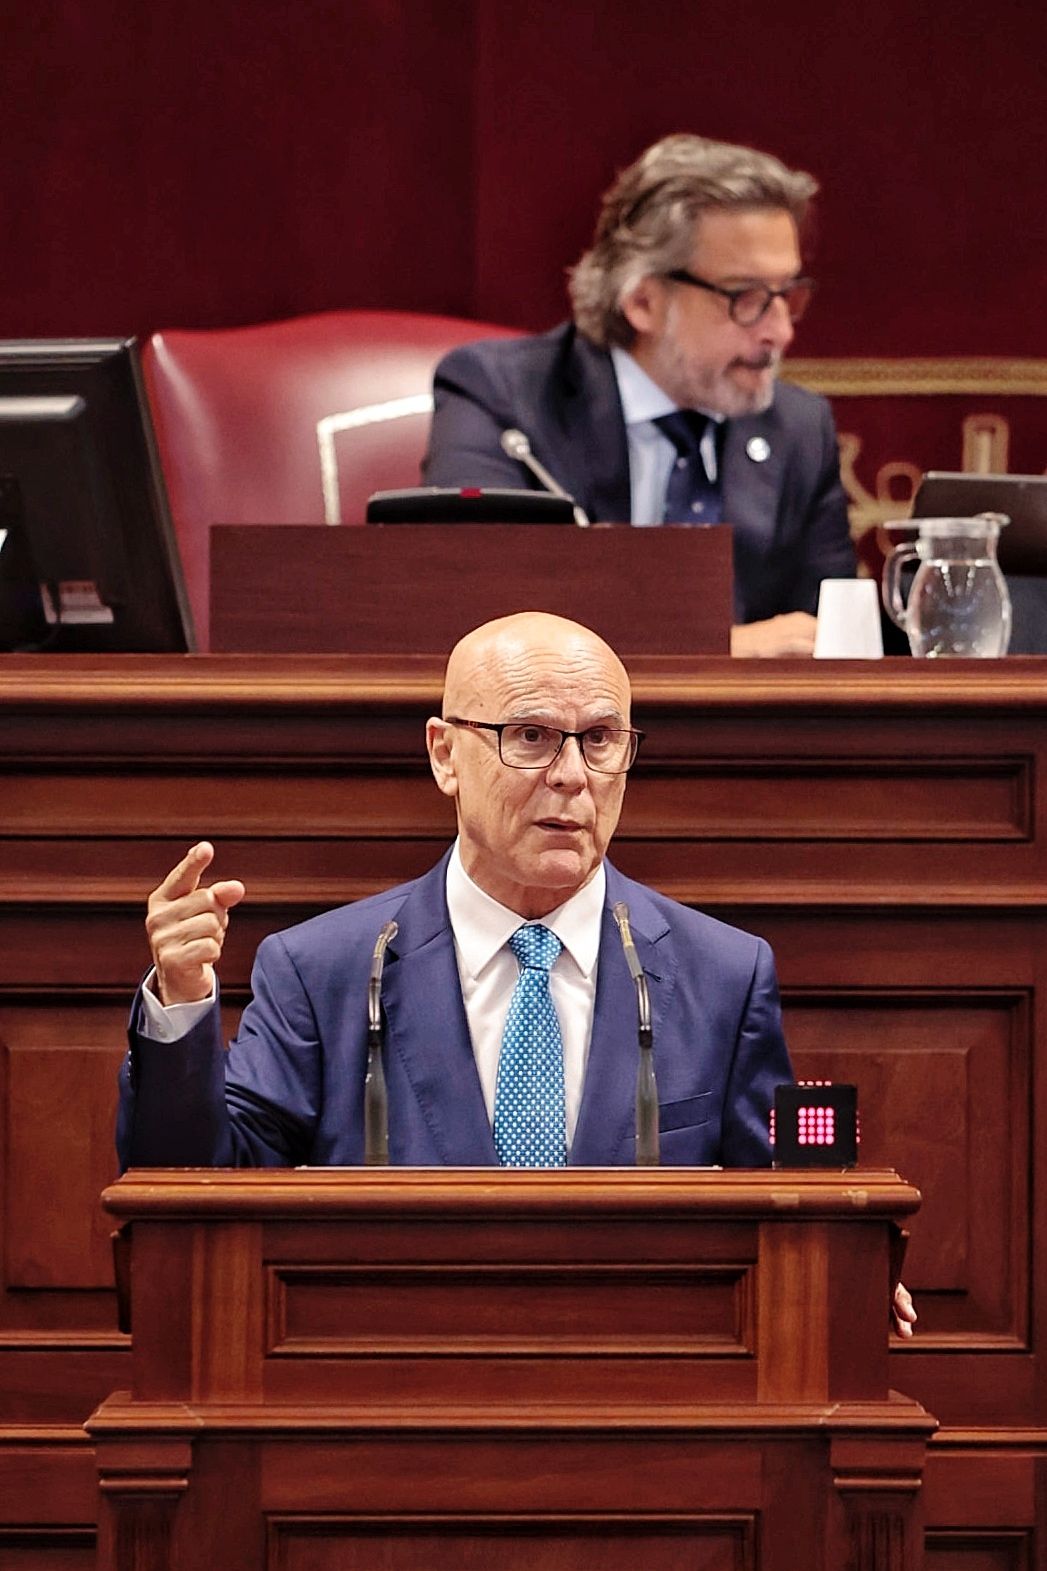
top-left (117, 843), bottom-right (246, 1169)
top-left (145, 840), bottom-right (245, 1003)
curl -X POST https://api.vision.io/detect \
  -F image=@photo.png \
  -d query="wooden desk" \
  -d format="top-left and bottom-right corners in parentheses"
top-left (0, 655), bottom-right (1044, 1565)
top-left (89, 1167), bottom-right (932, 1571)
top-left (209, 522), bottom-right (733, 655)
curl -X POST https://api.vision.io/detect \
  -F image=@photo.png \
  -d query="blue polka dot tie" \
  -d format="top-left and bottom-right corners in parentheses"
top-left (655, 410), bottom-right (723, 524)
top-left (493, 924), bottom-right (567, 1168)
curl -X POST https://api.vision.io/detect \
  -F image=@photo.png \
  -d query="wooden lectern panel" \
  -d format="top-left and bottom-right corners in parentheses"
top-left (209, 522), bottom-right (732, 654)
top-left (266, 1517), bottom-right (755, 1571)
top-left (90, 1168), bottom-right (933, 1571)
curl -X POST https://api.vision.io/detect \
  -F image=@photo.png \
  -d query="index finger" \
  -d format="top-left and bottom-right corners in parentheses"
top-left (155, 841), bottom-right (215, 901)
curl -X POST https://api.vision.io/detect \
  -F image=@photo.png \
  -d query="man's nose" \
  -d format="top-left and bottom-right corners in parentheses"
top-left (759, 294), bottom-right (795, 349)
top-left (545, 735), bottom-right (588, 790)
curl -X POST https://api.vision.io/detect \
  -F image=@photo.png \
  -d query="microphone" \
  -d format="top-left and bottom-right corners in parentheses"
top-left (613, 901), bottom-right (659, 1166)
top-left (365, 919), bottom-right (398, 1166)
top-left (500, 428), bottom-right (591, 527)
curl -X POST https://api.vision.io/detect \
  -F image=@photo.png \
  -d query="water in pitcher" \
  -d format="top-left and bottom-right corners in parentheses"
top-left (882, 516), bottom-right (1012, 658)
top-left (907, 559), bottom-right (1010, 657)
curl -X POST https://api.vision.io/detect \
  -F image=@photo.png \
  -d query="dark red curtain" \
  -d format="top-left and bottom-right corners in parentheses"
top-left (3, 0), bottom-right (1044, 355)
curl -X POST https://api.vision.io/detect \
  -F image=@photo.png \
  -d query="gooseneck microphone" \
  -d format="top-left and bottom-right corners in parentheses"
top-left (500, 428), bottom-right (591, 527)
top-left (365, 919), bottom-right (398, 1166)
top-left (613, 901), bottom-right (659, 1166)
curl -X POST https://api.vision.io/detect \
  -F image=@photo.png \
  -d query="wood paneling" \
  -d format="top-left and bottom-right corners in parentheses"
top-left (210, 523), bottom-right (733, 658)
top-left (269, 1262), bottom-right (754, 1354)
top-left (0, 1433), bottom-right (97, 1570)
top-left (0, 653), bottom-right (1045, 1556)
top-left (91, 1169), bottom-right (929, 1570)
top-left (5, 1030), bottom-right (124, 1292)
top-left (925, 1537), bottom-right (1032, 1571)
top-left (267, 1516), bottom-right (755, 1571)
top-left (0, 1534), bottom-right (95, 1571)
top-left (624, 758), bottom-right (1032, 843)
top-left (787, 992), bottom-right (1028, 1341)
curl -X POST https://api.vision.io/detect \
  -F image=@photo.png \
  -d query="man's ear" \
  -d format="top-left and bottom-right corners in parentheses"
top-left (426, 717), bottom-right (459, 799)
top-left (620, 275), bottom-right (667, 337)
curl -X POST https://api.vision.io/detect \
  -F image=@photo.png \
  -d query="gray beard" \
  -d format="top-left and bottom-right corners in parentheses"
top-left (650, 338), bottom-right (781, 418)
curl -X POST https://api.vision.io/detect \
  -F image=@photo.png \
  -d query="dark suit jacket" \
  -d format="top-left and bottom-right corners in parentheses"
top-left (118, 855), bottom-right (792, 1169)
top-left (423, 322), bottom-right (855, 622)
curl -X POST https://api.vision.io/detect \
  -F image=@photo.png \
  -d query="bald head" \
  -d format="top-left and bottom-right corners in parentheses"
top-left (427, 613), bottom-right (634, 918)
top-left (442, 612), bottom-right (631, 721)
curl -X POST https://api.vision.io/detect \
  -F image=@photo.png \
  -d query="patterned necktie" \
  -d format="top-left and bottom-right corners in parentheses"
top-left (493, 923), bottom-right (567, 1168)
top-left (654, 410), bottom-right (723, 524)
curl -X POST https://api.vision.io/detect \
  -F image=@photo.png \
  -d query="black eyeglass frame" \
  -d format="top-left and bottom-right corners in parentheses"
top-left (664, 268), bottom-right (816, 326)
top-left (444, 716), bottom-right (645, 774)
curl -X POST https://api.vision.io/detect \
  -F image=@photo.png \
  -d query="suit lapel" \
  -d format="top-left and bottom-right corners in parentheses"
top-left (722, 406), bottom-right (786, 618)
top-left (380, 858), bottom-right (497, 1165)
top-left (550, 329), bottom-right (632, 523)
top-left (570, 867), bottom-right (674, 1165)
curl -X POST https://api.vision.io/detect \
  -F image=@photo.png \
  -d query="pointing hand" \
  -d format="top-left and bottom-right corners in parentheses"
top-left (145, 842), bottom-right (245, 1006)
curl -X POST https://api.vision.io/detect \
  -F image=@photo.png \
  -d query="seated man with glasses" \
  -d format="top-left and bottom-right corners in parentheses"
top-left (118, 611), bottom-right (793, 1173)
top-left (423, 133), bottom-right (856, 658)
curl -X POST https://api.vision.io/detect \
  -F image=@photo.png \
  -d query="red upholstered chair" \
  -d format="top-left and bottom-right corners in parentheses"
top-left (140, 310), bottom-right (516, 648)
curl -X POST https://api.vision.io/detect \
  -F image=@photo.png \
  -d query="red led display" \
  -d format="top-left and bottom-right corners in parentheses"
top-left (797, 1106), bottom-right (836, 1146)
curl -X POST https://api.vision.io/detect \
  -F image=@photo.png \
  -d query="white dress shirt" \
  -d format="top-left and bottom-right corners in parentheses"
top-left (610, 345), bottom-right (722, 525)
top-left (445, 841), bottom-right (604, 1148)
top-left (139, 842), bottom-right (606, 1151)
top-left (139, 971), bottom-right (214, 1037)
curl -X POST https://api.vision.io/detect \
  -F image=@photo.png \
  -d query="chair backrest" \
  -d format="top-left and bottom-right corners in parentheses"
top-left (141, 309), bottom-right (516, 648)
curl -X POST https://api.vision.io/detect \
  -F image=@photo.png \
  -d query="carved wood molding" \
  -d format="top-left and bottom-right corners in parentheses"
top-left (95, 1434), bottom-right (194, 1571)
top-left (88, 1395), bottom-right (936, 1438)
top-left (7, 654), bottom-right (1047, 712)
top-left (102, 1166), bottom-right (923, 1222)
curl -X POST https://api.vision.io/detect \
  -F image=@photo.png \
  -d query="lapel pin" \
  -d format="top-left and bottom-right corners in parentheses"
top-left (746, 436), bottom-right (771, 463)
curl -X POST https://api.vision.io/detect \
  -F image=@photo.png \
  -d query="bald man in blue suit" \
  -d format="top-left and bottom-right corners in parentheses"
top-left (120, 848), bottom-right (787, 1170)
top-left (118, 612), bottom-right (789, 1171)
top-left (118, 611), bottom-right (916, 1332)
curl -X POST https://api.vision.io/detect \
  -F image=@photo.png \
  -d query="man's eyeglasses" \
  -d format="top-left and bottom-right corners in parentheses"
top-left (664, 269), bottom-right (815, 326)
top-left (445, 717), bottom-right (644, 775)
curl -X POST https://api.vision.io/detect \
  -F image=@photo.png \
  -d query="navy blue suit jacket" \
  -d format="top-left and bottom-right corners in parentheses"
top-left (118, 855), bottom-right (791, 1169)
top-left (422, 322), bottom-right (855, 622)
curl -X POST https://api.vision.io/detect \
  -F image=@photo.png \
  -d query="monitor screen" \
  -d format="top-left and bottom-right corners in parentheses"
top-left (0, 337), bottom-right (195, 651)
top-left (914, 471), bottom-right (1047, 576)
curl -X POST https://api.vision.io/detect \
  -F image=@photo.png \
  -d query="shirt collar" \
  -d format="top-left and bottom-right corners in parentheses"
top-left (610, 344), bottom-right (725, 429)
top-left (446, 839), bottom-right (606, 980)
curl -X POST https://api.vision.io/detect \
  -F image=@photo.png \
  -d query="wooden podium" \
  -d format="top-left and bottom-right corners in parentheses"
top-left (88, 1167), bottom-right (934, 1571)
top-left (208, 522), bottom-right (734, 654)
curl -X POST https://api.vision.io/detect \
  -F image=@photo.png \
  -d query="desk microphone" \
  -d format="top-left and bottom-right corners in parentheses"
top-left (500, 429), bottom-right (590, 527)
top-left (365, 919), bottom-right (398, 1166)
top-left (612, 901), bottom-right (659, 1166)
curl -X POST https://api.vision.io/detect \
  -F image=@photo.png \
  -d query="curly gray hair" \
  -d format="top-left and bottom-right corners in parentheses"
top-left (568, 133), bottom-right (818, 349)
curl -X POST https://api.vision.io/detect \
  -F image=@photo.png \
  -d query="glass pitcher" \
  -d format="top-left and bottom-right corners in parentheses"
top-left (882, 514), bottom-right (1012, 658)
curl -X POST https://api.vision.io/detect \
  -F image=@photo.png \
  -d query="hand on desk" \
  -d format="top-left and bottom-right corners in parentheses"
top-left (731, 612), bottom-right (817, 658)
top-left (146, 841), bottom-right (245, 1005)
top-left (892, 1280), bottom-right (917, 1339)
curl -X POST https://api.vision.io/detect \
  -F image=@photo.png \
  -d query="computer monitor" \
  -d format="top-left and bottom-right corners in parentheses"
top-left (0, 337), bottom-right (195, 651)
top-left (913, 471), bottom-right (1047, 576)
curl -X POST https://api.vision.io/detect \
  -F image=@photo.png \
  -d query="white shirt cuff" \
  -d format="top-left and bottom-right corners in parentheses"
top-left (138, 970), bottom-right (217, 1042)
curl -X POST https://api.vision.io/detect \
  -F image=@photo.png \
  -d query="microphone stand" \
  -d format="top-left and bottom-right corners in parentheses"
top-left (613, 902), bottom-right (659, 1166)
top-left (365, 920), bottom-right (398, 1166)
top-left (500, 428), bottom-right (591, 528)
